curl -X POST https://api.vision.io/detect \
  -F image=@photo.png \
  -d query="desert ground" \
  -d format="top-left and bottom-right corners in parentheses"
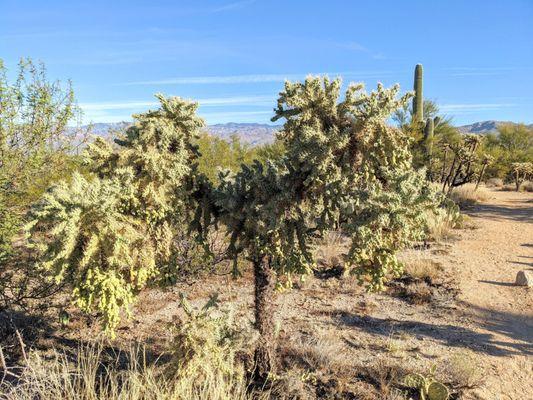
top-left (4, 188), bottom-right (532, 399)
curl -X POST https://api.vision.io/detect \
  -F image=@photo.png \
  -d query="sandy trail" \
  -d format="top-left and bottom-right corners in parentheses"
top-left (451, 189), bottom-right (532, 399)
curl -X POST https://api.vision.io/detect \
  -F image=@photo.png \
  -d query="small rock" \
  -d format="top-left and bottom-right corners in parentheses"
top-left (515, 270), bottom-right (533, 287)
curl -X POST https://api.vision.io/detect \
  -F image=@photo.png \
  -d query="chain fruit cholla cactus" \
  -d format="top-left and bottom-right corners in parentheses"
top-left (474, 153), bottom-right (494, 190)
top-left (26, 95), bottom-right (204, 335)
top-left (197, 77), bottom-right (438, 378)
top-left (28, 77), bottom-right (438, 377)
top-left (413, 64), bottom-right (424, 123)
top-left (510, 162), bottom-right (533, 191)
top-left (441, 134), bottom-right (482, 193)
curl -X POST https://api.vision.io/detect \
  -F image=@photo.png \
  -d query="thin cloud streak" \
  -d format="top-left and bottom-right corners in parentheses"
top-left (80, 95), bottom-right (275, 112)
top-left (121, 71), bottom-right (395, 86)
top-left (440, 103), bottom-right (517, 111)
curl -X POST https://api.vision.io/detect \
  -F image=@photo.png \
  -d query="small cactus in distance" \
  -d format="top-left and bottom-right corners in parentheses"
top-left (413, 64), bottom-right (424, 123)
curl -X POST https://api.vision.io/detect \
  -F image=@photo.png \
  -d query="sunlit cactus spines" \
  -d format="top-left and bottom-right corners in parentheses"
top-left (28, 77), bottom-right (438, 376)
top-left (26, 95), bottom-right (206, 336)
top-left (413, 64), bottom-right (424, 122)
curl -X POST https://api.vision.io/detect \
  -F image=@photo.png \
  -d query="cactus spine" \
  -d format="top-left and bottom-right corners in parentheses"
top-left (413, 64), bottom-right (424, 122)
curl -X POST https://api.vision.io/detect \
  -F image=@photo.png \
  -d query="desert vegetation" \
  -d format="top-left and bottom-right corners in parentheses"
top-left (1, 59), bottom-right (532, 400)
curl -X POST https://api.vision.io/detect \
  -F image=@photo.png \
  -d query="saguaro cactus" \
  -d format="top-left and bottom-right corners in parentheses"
top-left (413, 64), bottom-right (424, 122)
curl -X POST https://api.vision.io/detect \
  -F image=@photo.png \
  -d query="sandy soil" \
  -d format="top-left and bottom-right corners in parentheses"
top-left (30, 188), bottom-right (532, 399)
top-left (448, 189), bottom-right (532, 399)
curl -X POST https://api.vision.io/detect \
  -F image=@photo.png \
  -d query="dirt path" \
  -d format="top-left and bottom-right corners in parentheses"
top-left (451, 189), bottom-right (532, 399)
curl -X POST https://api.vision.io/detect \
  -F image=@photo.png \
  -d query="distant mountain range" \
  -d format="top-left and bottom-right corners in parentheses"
top-left (82, 122), bottom-right (281, 145)
top-left (457, 120), bottom-right (533, 134)
top-left (81, 121), bottom-right (530, 145)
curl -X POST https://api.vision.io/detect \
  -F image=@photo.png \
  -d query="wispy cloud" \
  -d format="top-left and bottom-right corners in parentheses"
top-left (446, 66), bottom-right (530, 77)
top-left (211, 0), bottom-right (256, 13)
top-left (80, 95), bottom-right (274, 112)
top-left (334, 41), bottom-right (387, 60)
top-left (440, 103), bottom-right (518, 114)
top-left (121, 70), bottom-right (394, 86)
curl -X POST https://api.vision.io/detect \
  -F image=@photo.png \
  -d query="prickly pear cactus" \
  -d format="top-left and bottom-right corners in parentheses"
top-left (404, 372), bottom-right (427, 389)
top-left (427, 381), bottom-right (449, 400)
top-left (404, 372), bottom-right (449, 400)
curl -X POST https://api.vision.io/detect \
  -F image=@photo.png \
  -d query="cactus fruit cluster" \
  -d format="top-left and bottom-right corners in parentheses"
top-left (404, 372), bottom-right (450, 400)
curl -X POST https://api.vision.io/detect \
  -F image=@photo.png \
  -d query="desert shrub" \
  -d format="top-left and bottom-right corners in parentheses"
top-left (167, 295), bottom-right (251, 390)
top-left (449, 183), bottom-right (489, 207)
top-left (0, 58), bottom-right (85, 312)
top-left (196, 133), bottom-right (258, 184)
top-left (482, 123), bottom-right (533, 179)
top-left (0, 343), bottom-right (256, 400)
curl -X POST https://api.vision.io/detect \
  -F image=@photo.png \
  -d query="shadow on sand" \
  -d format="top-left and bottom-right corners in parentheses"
top-left (326, 302), bottom-right (532, 357)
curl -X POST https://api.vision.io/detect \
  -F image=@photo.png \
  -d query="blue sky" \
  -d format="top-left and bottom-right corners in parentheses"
top-left (1, 0), bottom-right (532, 126)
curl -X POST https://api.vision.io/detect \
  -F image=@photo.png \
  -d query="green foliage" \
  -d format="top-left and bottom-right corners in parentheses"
top-left (482, 123), bottom-right (533, 179)
top-left (0, 58), bottom-right (83, 265)
top-left (195, 133), bottom-right (286, 184)
top-left (195, 133), bottom-right (257, 183)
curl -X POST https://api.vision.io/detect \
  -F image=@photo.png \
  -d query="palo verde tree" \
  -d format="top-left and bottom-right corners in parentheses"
top-left (0, 58), bottom-right (84, 263)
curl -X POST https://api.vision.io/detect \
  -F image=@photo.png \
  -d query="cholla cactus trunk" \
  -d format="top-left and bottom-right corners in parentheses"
top-left (253, 254), bottom-right (277, 380)
top-left (475, 163), bottom-right (488, 191)
top-left (413, 64), bottom-right (423, 123)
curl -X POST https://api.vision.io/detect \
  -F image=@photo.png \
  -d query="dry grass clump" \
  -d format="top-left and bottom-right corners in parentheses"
top-left (0, 344), bottom-right (255, 400)
top-left (449, 183), bottom-right (489, 207)
top-left (314, 231), bottom-right (347, 268)
top-left (425, 209), bottom-right (457, 242)
top-left (485, 177), bottom-right (503, 187)
top-left (401, 255), bottom-right (444, 282)
top-left (1, 298), bottom-right (262, 400)
top-left (440, 351), bottom-right (484, 392)
top-left (500, 183), bottom-right (516, 191)
top-left (279, 336), bottom-right (351, 374)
